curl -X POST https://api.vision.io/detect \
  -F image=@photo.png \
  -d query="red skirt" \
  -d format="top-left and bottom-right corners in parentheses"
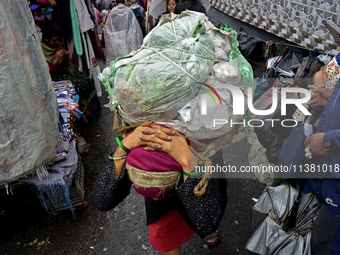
top-left (148, 210), bottom-right (195, 253)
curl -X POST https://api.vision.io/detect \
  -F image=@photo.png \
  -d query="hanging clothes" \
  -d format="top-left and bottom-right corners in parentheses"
top-left (89, 29), bottom-right (105, 60)
top-left (84, 0), bottom-right (96, 24)
top-left (83, 32), bottom-right (102, 97)
top-left (73, 0), bottom-right (94, 33)
top-left (88, 1), bottom-right (105, 60)
top-left (54, 0), bottom-right (73, 41)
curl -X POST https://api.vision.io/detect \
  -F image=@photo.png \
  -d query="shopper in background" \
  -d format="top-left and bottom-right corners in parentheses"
top-left (155, 0), bottom-right (178, 26)
top-left (100, 9), bottom-right (109, 24)
top-left (129, 0), bottom-right (146, 36)
top-left (104, 0), bottom-right (143, 65)
top-left (41, 26), bottom-right (97, 121)
top-left (307, 78), bottom-right (340, 255)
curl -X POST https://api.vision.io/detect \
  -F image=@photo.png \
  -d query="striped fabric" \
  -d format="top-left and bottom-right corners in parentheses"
top-left (18, 140), bottom-right (78, 216)
top-left (85, 32), bottom-right (102, 97)
top-left (18, 140), bottom-right (78, 189)
top-left (78, 56), bottom-right (83, 72)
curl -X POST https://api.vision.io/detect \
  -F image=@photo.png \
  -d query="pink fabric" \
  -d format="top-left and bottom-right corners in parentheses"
top-left (95, 8), bottom-right (101, 24)
top-left (34, 0), bottom-right (48, 4)
top-left (125, 133), bottom-right (182, 197)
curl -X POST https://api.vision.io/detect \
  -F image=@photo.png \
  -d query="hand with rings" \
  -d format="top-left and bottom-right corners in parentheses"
top-left (119, 122), bottom-right (175, 152)
top-left (139, 125), bottom-right (193, 171)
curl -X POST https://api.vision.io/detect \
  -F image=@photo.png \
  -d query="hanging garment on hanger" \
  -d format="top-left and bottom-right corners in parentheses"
top-left (83, 32), bottom-right (102, 97)
top-left (86, 32), bottom-right (101, 75)
top-left (74, 0), bottom-right (94, 33)
top-left (70, 0), bottom-right (83, 56)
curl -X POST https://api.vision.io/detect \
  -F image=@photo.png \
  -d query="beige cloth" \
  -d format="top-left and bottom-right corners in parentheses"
top-left (74, 0), bottom-right (94, 33)
top-left (126, 163), bottom-right (181, 189)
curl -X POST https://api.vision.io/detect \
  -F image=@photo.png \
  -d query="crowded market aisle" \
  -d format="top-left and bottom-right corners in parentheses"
top-left (0, 82), bottom-right (264, 254)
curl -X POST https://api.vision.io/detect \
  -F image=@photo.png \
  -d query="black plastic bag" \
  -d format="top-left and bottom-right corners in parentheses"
top-left (254, 104), bottom-right (297, 164)
top-left (237, 27), bottom-right (266, 64)
top-left (276, 49), bottom-right (305, 77)
top-left (295, 49), bottom-right (324, 88)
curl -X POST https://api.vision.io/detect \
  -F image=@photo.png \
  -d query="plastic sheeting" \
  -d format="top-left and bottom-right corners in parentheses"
top-left (104, 4), bottom-right (143, 66)
top-left (246, 83), bottom-right (282, 186)
top-left (246, 185), bottom-right (320, 255)
top-left (100, 11), bottom-right (254, 141)
top-left (0, 0), bottom-right (61, 185)
top-left (237, 27), bottom-right (266, 64)
top-left (104, 12), bottom-right (216, 122)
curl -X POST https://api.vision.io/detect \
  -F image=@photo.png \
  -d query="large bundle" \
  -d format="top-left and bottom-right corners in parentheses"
top-left (103, 12), bottom-right (220, 122)
top-left (0, 0), bottom-right (61, 185)
top-left (102, 11), bottom-right (253, 143)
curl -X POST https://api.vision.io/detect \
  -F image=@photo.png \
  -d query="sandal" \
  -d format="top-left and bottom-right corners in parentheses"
top-left (203, 231), bottom-right (219, 248)
top-left (75, 200), bottom-right (88, 211)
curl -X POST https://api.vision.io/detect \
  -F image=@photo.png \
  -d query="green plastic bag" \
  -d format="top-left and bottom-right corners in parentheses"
top-left (220, 25), bottom-right (254, 88)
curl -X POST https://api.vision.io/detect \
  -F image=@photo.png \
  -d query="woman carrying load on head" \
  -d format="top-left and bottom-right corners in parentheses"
top-left (94, 121), bottom-right (226, 254)
top-left (40, 25), bottom-right (98, 120)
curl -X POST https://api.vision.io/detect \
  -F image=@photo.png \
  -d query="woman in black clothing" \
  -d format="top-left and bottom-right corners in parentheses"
top-left (94, 122), bottom-right (225, 255)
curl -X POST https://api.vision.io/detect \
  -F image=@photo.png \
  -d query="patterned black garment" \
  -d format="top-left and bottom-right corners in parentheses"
top-left (93, 151), bottom-right (227, 239)
top-left (93, 162), bottom-right (132, 212)
top-left (54, 71), bottom-right (97, 105)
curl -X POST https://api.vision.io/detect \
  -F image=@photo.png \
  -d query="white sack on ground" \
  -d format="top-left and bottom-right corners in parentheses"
top-left (0, 0), bottom-right (60, 185)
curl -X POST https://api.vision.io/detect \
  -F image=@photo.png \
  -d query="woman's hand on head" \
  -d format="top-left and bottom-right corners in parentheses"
top-left (120, 122), bottom-right (157, 150)
top-left (114, 122), bottom-right (194, 178)
top-left (121, 122), bottom-right (175, 150)
top-left (141, 124), bottom-right (177, 141)
top-left (139, 127), bottom-right (191, 169)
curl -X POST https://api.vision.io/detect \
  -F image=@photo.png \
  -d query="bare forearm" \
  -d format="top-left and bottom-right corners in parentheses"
top-left (113, 147), bottom-right (128, 178)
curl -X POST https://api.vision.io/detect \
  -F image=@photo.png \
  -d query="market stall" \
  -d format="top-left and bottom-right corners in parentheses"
top-left (1, 0), bottom-right (103, 215)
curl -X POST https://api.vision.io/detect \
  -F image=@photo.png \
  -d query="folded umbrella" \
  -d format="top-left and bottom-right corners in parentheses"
top-left (246, 184), bottom-right (321, 255)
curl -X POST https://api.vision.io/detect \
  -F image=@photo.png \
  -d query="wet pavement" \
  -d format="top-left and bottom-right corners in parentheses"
top-left (0, 88), bottom-right (265, 255)
top-left (0, 58), bottom-right (265, 254)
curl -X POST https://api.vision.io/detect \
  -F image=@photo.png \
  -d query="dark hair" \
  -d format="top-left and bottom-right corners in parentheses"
top-left (164, 0), bottom-right (179, 14)
top-left (175, 0), bottom-right (206, 14)
top-left (109, 2), bottom-right (116, 9)
top-left (116, 0), bottom-right (125, 5)
top-left (42, 25), bottom-right (59, 43)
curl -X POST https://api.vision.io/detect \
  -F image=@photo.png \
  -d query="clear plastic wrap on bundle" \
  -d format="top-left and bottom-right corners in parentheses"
top-left (101, 11), bottom-right (254, 143)
top-left (105, 12), bottom-right (216, 122)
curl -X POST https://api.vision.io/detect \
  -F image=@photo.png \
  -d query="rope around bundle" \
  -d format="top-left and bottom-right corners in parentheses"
top-left (113, 111), bottom-right (211, 196)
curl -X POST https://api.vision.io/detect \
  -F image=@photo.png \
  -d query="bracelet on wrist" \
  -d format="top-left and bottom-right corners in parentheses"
top-left (116, 136), bottom-right (131, 153)
top-left (108, 151), bottom-right (127, 161)
top-left (53, 60), bottom-right (58, 66)
top-left (182, 169), bottom-right (202, 177)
